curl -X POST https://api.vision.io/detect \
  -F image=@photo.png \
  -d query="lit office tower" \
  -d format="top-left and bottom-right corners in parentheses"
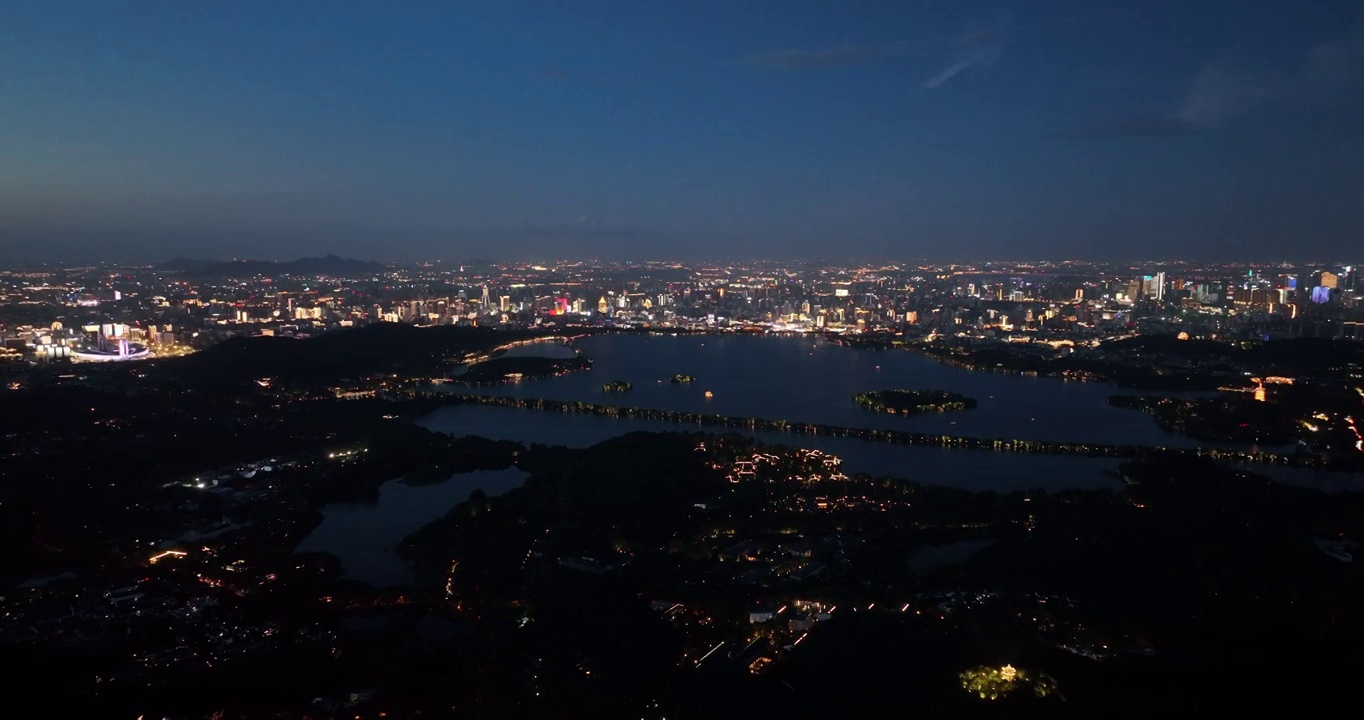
top-left (499, 295), bottom-right (511, 313)
top-left (481, 285), bottom-right (491, 307)
top-left (1154, 272), bottom-right (1166, 301)
top-left (1321, 272), bottom-right (1339, 289)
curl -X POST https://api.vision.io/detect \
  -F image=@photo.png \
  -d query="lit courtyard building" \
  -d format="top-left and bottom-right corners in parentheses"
top-left (72, 331), bottom-right (150, 362)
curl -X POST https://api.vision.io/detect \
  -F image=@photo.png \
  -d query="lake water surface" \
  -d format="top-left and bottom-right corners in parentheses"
top-left (426, 334), bottom-right (1362, 492)
top-left (419, 403), bottom-right (1127, 492)
top-left (296, 468), bottom-right (527, 586)
top-left (460, 334), bottom-right (1211, 447)
top-left (304, 336), bottom-right (1363, 589)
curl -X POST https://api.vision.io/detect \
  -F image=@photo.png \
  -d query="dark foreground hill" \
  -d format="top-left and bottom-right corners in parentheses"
top-left (149, 323), bottom-right (530, 387)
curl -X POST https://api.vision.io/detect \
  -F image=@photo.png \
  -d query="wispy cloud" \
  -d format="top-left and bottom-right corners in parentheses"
top-left (923, 45), bottom-right (1001, 88)
top-left (1059, 32), bottom-right (1361, 139)
top-left (741, 46), bottom-right (880, 69)
top-left (1175, 61), bottom-right (1270, 129)
top-left (1175, 37), bottom-right (1357, 129)
top-left (921, 20), bottom-right (1009, 89)
top-left (1301, 41), bottom-right (1354, 90)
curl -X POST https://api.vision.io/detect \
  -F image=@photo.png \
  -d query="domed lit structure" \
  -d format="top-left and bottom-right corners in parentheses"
top-left (72, 331), bottom-right (150, 362)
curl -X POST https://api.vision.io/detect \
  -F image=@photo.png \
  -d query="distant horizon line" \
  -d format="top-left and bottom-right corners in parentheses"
top-left (2, 255), bottom-right (1358, 270)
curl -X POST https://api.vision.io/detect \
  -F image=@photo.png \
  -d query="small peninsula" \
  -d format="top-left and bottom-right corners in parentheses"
top-left (454, 355), bottom-right (590, 385)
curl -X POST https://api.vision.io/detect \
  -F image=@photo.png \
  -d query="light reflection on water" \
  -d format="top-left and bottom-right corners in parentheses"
top-left (418, 402), bottom-right (1364, 494)
top-left (455, 333), bottom-right (1222, 447)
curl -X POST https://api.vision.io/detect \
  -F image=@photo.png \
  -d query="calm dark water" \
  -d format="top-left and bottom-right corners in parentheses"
top-left (419, 404), bottom-right (1125, 493)
top-left (419, 404), bottom-right (1364, 492)
top-left (423, 334), bottom-right (1363, 492)
top-left (462, 334), bottom-right (1211, 447)
top-left (296, 468), bottom-right (527, 586)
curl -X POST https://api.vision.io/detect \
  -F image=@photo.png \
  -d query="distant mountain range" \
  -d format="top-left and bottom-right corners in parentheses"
top-left (157, 255), bottom-right (387, 278)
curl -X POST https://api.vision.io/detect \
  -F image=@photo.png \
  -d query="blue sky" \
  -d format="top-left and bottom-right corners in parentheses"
top-left (2, 0), bottom-right (1361, 262)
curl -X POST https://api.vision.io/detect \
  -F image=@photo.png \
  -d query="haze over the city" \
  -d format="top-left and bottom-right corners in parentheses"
top-left (3, 0), bottom-right (1362, 263)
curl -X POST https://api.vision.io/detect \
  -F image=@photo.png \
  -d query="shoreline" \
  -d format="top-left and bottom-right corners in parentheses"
top-left (416, 392), bottom-right (1350, 470)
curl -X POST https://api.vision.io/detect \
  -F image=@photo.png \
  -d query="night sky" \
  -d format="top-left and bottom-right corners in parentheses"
top-left (3, 1), bottom-right (1361, 263)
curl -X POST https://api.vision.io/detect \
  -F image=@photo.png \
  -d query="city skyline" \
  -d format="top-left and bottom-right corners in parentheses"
top-left (4, 1), bottom-right (1364, 263)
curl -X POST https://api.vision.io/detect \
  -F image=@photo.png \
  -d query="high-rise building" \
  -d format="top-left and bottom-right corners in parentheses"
top-left (1139, 273), bottom-right (1166, 302)
top-left (1126, 279), bottom-right (1142, 301)
top-left (481, 285), bottom-right (491, 307)
top-left (1321, 272), bottom-right (1339, 289)
top-left (1233, 287), bottom-right (1270, 306)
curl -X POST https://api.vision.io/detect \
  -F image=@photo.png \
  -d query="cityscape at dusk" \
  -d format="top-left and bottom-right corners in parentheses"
top-left (3, 258), bottom-right (1364, 359)
top-left (4, 2), bottom-right (1364, 719)
top-left (3, 254), bottom-right (1363, 718)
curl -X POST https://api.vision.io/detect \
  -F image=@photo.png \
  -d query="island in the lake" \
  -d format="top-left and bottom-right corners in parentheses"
top-left (670, 373), bottom-right (696, 384)
top-left (854, 389), bottom-right (978, 415)
top-left (601, 380), bottom-right (633, 392)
